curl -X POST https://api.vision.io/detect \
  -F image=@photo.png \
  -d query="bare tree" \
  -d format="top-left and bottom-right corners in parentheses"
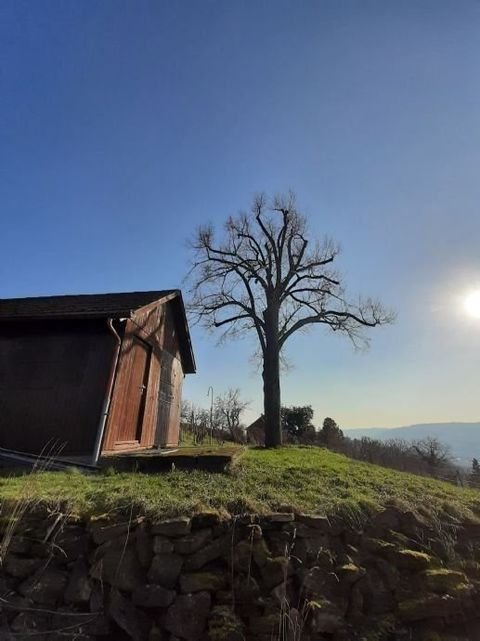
top-left (215, 388), bottom-right (249, 442)
top-left (187, 192), bottom-right (394, 447)
top-left (413, 437), bottom-right (452, 477)
top-left (181, 400), bottom-right (210, 445)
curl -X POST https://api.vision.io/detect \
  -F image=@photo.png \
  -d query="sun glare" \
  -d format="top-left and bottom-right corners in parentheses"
top-left (464, 290), bottom-right (480, 319)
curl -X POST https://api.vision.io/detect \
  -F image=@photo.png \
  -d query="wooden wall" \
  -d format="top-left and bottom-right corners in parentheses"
top-left (102, 299), bottom-right (185, 452)
top-left (0, 320), bottom-right (116, 456)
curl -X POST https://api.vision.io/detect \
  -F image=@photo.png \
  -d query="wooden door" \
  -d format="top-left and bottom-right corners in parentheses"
top-left (115, 336), bottom-right (151, 447)
top-left (155, 352), bottom-right (182, 447)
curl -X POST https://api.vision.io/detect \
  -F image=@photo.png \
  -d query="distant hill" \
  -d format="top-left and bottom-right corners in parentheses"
top-left (344, 422), bottom-right (480, 467)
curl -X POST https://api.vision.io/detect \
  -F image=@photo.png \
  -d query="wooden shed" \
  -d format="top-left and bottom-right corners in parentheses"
top-left (0, 290), bottom-right (195, 464)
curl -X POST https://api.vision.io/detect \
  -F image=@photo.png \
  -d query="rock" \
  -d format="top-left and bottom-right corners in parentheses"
top-left (335, 563), bottom-right (365, 586)
top-left (292, 536), bottom-right (329, 565)
top-left (97, 544), bottom-right (145, 591)
top-left (148, 553), bottom-right (183, 588)
top-left (10, 610), bottom-right (50, 637)
top-left (297, 514), bottom-right (331, 531)
top-left (55, 526), bottom-right (90, 560)
top-left (180, 571), bottom-right (227, 593)
top-left (422, 568), bottom-right (468, 593)
top-left (391, 549), bottom-right (435, 571)
top-left (398, 594), bottom-right (461, 622)
top-left (49, 608), bottom-right (97, 639)
top-left (162, 591), bottom-right (211, 640)
top-left (355, 572), bottom-right (395, 615)
top-left (371, 507), bottom-right (401, 533)
top-left (265, 513), bottom-right (295, 523)
top-left (317, 548), bottom-right (336, 569)
top-left (271, 582), bottom-right (286, 603)
top-left (153, 536), bottom-right (174, 555)
top-left (247, 524), bottom-right (263, 540)
top-left (460, 559), bottom-right (480, 578)
top-left (136, 523), bottom-right (154, 568)
top-left (301, 565), bottom-right (325, 595)
top-left (184, 534), bottom-right (229, 571)
top-left (90, 520), bottom-right (130, 545)
top-left (336, 552), bottom-right (354, 566)
top-left (363, 537), bottom-right (396, 556)
top-left (148, 625), bottom-right (169, 641)
top-left (348, 584), bottom-right (364, 619)
top-left (174, 528), bottom-right (212, 555)
top-left (88, 587), bottom-right (112, 636)
top-left (252, 539), bottom-right (271, 567)
top-left (232, 575), bottom-right (261, 603)
top-left (373, 558), bottom-right (400, 591)
top-left (208, 605), bottom-right (245, 641)
top-left (260, 556), bottom-right (288, 589)
top-left (109, 588), bottom-right (150, 641)
top-left (151, 517), bottom-right (191, 538)
top-left (19, 568), bottom-right (68, 605)
top-left (283, 522), bottom-right (327, 539)
top-left (399, 511), bottom-right (430, 537)
top-left (7, 535), bottom-right (31, 555)
top-left (249, 614), bottom-right (279, 635)
top-left (133, 584), bottom-right (176, 608)
top-left (1, 593), bottom-right (32, 623)
top-left (65, 559), bottom-right (92, 604)
top-left (234, 540), bottom-right (253, 573)
top-left (264, 529), bottom-right (294, 557)
top-left (89, 582), bottom-right (105, 613)
top-left (192, 511), bottom-right (223, 529)
top-left (4, 555), bottom-right (40, 578)
top-left (310, 609), bottom-right (345, 634)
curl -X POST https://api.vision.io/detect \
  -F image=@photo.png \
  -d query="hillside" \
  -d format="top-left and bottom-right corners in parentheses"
top-left (1, 446), bottom-right (479, 522)
top-left (345, 422), bottom-right (480, 466)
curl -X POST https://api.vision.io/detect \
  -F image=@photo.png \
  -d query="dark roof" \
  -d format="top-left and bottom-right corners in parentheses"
top-left (0, 290), bottom-right (177, 320)
top-left (0, 290), bottom-right (196, 373)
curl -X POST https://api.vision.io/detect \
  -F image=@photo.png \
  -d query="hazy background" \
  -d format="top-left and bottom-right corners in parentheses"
top-left (1, 1), bottom-right (479, 428)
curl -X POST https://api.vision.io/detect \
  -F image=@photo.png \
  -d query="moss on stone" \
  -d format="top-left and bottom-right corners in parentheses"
top-left (336, 563), bottom-right (365, 584)
top-left (422, 568), bottom-right (467, 593)
top-left (393, 549), bottom-right (435, 571)
top-left (364, 538), bottom-right (396, 555)
top-left (208, 606), bottom-right (245, 641)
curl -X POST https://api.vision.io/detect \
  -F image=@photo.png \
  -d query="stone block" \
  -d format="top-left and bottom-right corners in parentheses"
top-left (174, 528), bottom-right (212, 555)
top-left (184, 535), bottom-right (229, 571)
top-left (151, 517), bottom-right (191, 538)
top-left (148, 553), bottom-right (183, 588)
top-left (133, 584), bottom-right (176, 608)
top-left (180, 571), bottom-right (227, 593)
top-left (162, 591), bottom-right (211, 640)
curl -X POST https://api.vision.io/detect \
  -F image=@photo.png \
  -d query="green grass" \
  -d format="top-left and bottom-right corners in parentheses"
top-left (1, 446), bottom-right (479, 522)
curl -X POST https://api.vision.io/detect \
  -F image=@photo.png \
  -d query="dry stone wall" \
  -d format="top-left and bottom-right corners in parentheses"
top-left (1, 506), bottom-right (480, 640)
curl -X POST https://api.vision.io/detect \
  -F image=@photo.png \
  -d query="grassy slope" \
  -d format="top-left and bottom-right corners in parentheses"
top-left (1, 447), bottom-right (479, 522)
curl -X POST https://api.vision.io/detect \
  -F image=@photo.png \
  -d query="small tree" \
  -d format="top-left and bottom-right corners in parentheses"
top-left (318, 417), bottom-right (344, 449)
top-left (215, 388), bottom-right (249, 443)
top-left (187, 192), bottom-right (394, 447)
top-left (181, 401), bottom-right (210, 445)
top-left (281, 405), bottom-right (315, 442)
top-left (471, 458), bottom-right (480, 488)
top-left (413, 437), bottom-right (451, 477)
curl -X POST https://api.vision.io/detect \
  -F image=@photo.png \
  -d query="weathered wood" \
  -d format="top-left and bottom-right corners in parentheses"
top-left (103, 299), bottom-right (186, 452)
top-left (0, 320), bottom-right (116, 456)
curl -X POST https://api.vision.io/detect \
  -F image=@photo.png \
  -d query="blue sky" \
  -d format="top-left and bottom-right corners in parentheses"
top-left (1, 1), bottom-right (480, 428)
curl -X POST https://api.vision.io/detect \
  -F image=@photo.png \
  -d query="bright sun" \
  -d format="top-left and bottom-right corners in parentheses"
top-left (464, 290), bottom-right (480, 319)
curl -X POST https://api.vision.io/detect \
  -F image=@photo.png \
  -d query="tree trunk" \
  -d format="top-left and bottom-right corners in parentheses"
top-left (263, 308), bottom-right (282, 447)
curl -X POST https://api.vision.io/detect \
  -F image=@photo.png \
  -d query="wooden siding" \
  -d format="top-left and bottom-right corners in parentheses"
top-left (103, 299), bottom-right (185, 451)
top-left (0, 320), bottom-right (116, 456)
